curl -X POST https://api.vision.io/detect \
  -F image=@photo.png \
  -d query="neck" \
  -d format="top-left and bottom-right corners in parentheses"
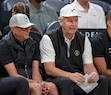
top-left (77, 0), bottom-right (89, 12)
top-left (63, 33), bottom-right (74, 40)
top-left (29, 0), bottom-right (41, 10)
top-left (107, 28), bottom-right (111, 38)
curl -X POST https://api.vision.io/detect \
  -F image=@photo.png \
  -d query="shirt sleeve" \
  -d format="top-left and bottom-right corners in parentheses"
top-left (40, 35), bottom-right (55, 63)
top-left (82, 37), bottom-right (93, 64)
top-left (0, 41), bottom-right (13, 66)
top-left (33, 42), bottom-right (40, 61)
top-left (91, 36), bottom-right (104, 57)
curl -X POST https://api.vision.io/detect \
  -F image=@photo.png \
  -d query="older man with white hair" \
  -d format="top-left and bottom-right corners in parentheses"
top-left (40, 4), bottom-right (108, 95)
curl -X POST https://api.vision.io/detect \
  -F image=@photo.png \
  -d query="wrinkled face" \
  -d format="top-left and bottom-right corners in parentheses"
top-left (11, 27), bottom-right (30, 42)
top-left (59, 16), bottom-right (78, 35)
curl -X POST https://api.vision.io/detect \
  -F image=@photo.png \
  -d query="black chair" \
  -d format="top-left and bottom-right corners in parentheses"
top-left (44, 21), bottom-right (60, 34)
top-left (42, 0), bottom-right (67, 16)
top-left (91, 0), bottom-right (111, 15)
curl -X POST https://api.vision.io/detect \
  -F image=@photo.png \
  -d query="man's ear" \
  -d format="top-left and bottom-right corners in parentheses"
top-left (10, 27), bottom-right (15, 33)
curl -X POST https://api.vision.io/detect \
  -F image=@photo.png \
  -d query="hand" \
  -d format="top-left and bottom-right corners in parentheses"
top-left (69, 72), bottom-right (85, 85)
top-left (88, 72), bottom-right (99, 83)
top-left (41, 81), bottom-right (49, 95)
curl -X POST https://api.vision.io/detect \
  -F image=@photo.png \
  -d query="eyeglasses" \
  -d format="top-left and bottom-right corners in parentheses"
top-left (15, 27), bottom-right (31, 30)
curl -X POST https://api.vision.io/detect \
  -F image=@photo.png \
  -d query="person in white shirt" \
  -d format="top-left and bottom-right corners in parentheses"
top-left (71, 0), bottom-right (106, 29)
top-left (40, 4), bottom-right (108, 95)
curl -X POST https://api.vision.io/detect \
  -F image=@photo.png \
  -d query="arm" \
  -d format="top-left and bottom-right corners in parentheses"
top-left (93, 57), bottom-right (111, 77)
top-left (32, 60), bottom-right (42, 82)
top-left (44, 62), bottom-right (85, 85)
top-left (84, 63), bottom-right (99, 83)
top-left (83, 37), bottom-right (99, 83)
top-left (4, 62), bottom-right (29, 79)
top-left (4, 62), bottom-right (36, 83)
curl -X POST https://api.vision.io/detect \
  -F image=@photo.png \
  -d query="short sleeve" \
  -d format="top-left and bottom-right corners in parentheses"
top-left (82, 37), bottom-right (93, 64)
top-left (0, 41), bottom-right (13, 65)
top-left (33, 42), bottom-right (40, 61)
top-left (40, 35), bottom-right (55, 63)
top-left (91, 36), bottom-right (104, 57)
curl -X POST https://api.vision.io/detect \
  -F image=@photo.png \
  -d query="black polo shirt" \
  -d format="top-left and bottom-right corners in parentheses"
top-left (0, 33), bottom-right (40, 77)
top-left (91, 31), bottom-right (111, 69)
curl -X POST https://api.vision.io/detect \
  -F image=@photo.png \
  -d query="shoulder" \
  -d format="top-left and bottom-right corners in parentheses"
top-left (76, 32), bottom-right (85, 40)
top-left (92, 31), bottom-right (106, 40)
top-left (90, 2), bottom-right (104, 11)
top-left (41, 4), bottom-right (56, 13)
top-left (0, 39), bottom-right (9, 51)
top-left (41, 34), bottom-right (51, 41)
top-left (40, 35), bottom-right (53, 48)
top-left (91, 31), bottom-right (106, 44)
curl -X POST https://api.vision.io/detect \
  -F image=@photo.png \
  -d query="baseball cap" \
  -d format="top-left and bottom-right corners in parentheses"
top-left (60, 4), bottom-right (80, 17)
top-left (9, 13), bottom-right (35, 28)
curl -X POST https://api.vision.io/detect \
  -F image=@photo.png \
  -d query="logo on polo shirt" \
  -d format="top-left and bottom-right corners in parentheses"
top-left (108, 47), bottom-right (111, 53)
top-left (74, 50), bottom-right (80, 56)
top-left (71, 8), bottom-right (75, 12)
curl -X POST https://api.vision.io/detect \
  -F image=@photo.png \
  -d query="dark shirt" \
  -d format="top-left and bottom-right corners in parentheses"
top-left (0, 32), bottom-right (40, 78)
top-left (91, 31), bottom-right (111, 69)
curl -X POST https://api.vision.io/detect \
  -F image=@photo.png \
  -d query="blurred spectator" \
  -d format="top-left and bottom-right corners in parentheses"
top-left (71, 0), bottom-right (106, 29)
top-left (0, 13), bottom-right (59, 95)
top-left (2, 2), bottom-right (42, 44)
top-left (40, 4), bottom-right (108, 95)
top-left (91, 11), bottom-right (111, 95)
top-left (28, 0), bottom-right (58, 35)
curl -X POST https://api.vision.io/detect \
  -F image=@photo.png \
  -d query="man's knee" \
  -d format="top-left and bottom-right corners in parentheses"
top-left (55, 77), bottom-right (73, 87)
top-left (98, 75), bottom-right (108, 86)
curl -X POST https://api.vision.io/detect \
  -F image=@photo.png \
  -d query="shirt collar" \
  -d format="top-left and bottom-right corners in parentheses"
top-left (28, 2), bottom-right (44, 13)
top-left (64, 34), bottom-right (75, 43)
top-left (73, 0), bottom-right (94, 12)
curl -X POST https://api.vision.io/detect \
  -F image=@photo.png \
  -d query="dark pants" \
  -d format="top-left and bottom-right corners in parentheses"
top-left (107, 77), bottom-right (111, 95)
top-left (46, 75), bottom-right (108, 95)
top-left (0, 77), bottom-right (30, 95)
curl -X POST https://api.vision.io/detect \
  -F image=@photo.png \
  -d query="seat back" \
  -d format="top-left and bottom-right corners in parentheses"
top-left (42, 0), bottom-right (67, 16)
top-left (91, 0), bottom-right (111, 15)
top-left (44, 21), bottom-right (60, 34)
top-left (1, 0), bottom-right (28, 11)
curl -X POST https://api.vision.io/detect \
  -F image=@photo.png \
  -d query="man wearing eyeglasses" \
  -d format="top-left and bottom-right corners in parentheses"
top-left (0, 13), bottom-right (59, 95)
